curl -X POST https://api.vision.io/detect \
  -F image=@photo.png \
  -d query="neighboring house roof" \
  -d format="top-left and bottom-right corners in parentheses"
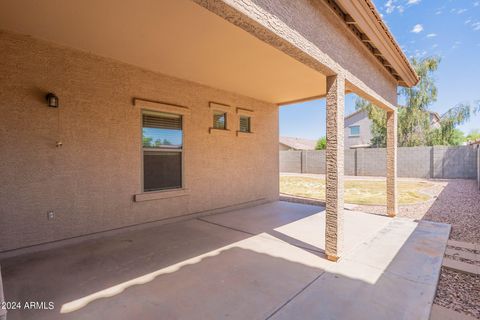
top-left (469, 138), bottom-right (480, 145)
top-left (430, 112), bottom-right (441, 123)
top-left (344, 109), bottom-right (365, 121)
top-left (279, 137), bottom-right (317, 150)
top-left (333, 0), bottom-right (419, 87)
top-left (345, 108), bottom-right (441, 125)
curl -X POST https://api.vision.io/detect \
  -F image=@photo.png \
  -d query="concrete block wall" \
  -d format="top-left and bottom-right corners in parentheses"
top-left (432, 146), bottom-right (478, 179)
top-left (344, 149), bottom-right (356, 176)
top-left (279, 151), bottom-right (302, 173)
top-left (280, 145), bottom-right (479, 179)
top-left (304, 150), bottom-right (326, 174)
top-left (477, 146), bottom-right (480, 189)
top-left (357, 148), bottom-right (386, 176)
top-left (398, 146), bottom-right (432, 178)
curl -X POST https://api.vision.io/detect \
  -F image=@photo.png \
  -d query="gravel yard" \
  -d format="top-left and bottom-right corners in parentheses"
top-left (434, 269), bottom-right (480, 319)
top-left (352, 179), bottom-right (480, 243)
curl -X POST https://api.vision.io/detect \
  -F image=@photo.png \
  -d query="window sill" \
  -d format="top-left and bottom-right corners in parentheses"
top-left (134, 189), bottom-right (189, 202)
top-left (348, 135), bottom-right (360, 138)
top-left (209, 128), bottom-right (232, 136)
top-left (236, 131), bottom-right (254, 137)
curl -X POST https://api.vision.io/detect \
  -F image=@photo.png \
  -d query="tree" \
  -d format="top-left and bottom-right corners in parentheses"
top-left (449, 129), bottom-right (466, 146)
top-left (427, 103), bottom-right (471, 145)
top-left (466, 129), bottom-right (480, 143)
top-left (356, 56), bottom-right (475, 147)
top-left (315, 136), bottom-right (326, 150)
top-left (142, 136), bottom-right (153, 147)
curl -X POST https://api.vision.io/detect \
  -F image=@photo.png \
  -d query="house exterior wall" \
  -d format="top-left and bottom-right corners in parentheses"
top-left (0, 31), bottom-right (279, 252)
top-left (279, 143), bottom-right (293, 151)
top-left (344, 110), bottom-right (373, 148)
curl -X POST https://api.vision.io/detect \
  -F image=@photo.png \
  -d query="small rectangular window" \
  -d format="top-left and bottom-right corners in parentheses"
top-left (142, 111), bottom-right (183, 191)
top-left (350, 125), bottom-right (360, 136)
top-left (213, 111), bottom-right (227, 129)
top-left (239, 115), bottom-right (251, 133)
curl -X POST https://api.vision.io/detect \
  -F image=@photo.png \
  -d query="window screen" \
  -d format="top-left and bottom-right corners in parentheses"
top-left (239, 115), bottom-right (251, 133)
top-left (142, 111), bottom-right (183, 191)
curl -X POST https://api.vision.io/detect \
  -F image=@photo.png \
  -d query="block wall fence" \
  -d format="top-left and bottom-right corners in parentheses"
top-left (280, 145), bottom-right (479, 180)
top-left (477, 146), bottom-right (480, 189)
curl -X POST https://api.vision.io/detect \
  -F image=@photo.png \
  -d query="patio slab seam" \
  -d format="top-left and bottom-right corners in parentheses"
top-left (265, 272), bottom-right (326, 320)
top-left (197, 217), bottom-right (326, 255)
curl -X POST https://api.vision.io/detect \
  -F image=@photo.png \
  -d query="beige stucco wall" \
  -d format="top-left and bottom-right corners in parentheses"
top-left (195, 0), bottom-right (398, 105)
top-left (0, 31), bottom-right (279, 252)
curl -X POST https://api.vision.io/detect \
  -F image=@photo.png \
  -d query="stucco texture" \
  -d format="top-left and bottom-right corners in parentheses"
top-left (194, 0), bottom-right (398, 105)
top-left (0, 31), bottom-right (279, 252)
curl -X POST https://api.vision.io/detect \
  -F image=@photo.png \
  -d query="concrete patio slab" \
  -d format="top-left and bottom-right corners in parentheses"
top-left (0, 201), bottom-right (450, 320)
top-left (269, 217), bottom-right (451, 320)
top-left (201, 202), bottom-right (391, 255)
top-left (430, 305), bottom-right (479, 320)
top-left (270, 259), bottom-right (436, 320)
top-left (347, 219), bottom-right (451, 285)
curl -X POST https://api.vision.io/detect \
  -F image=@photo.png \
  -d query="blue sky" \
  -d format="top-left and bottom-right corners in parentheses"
top-left (280, 0), bottom-right (480, 140)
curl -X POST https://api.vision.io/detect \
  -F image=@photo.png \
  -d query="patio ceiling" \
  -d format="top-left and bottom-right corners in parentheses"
top-left (0, 0), bottom-right (327, 104)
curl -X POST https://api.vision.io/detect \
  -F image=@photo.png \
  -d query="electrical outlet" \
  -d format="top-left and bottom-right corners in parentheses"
top-left (47, 211), bottom-right (55, 220)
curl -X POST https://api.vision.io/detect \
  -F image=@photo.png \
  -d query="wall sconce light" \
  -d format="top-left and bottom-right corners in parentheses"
top-left (46, 92), bottom-right (59, 108)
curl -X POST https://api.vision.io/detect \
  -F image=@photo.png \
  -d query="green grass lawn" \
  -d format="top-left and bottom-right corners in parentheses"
top-left (280, 175), bottom-right (435, 205)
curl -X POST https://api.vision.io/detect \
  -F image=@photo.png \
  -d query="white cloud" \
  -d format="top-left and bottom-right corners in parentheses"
top-left (452, 41), bottom-right (462, 49)
top-left (383, 0), bottom-right (419, 14)
top-left (385, 0), bottom-right (396, 14)
top-left (426, 33), bottom-right (437, 38)
top-left (451, 8), bottom-right (468, 14)
top-left (414, 49), bottom-right (427, 57)
top-left (411, 24), bottom-right (424, 33)
top-left (472, 22), bottom-right (480, 31)
top-left (475, 2), bottom-right (480, 7)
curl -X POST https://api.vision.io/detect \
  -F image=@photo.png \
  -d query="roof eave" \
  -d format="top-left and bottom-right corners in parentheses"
top-left (333, 0), bottom-right (419, 87)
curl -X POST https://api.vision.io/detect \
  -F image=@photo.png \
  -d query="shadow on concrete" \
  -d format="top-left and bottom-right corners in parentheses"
top-left (0, 202), bottom-right (450, 320)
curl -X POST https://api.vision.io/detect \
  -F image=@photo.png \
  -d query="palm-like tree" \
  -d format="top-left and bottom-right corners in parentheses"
top-left (356, 56), bottom-right (477, 147)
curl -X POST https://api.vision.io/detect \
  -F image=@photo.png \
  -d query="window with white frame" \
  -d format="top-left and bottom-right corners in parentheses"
top-left (349, 125), bottom-right (360, 137)
top-left (142, 111), bottom-right (183, 191)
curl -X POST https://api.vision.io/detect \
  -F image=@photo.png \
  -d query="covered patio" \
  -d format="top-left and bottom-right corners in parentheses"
top-left (0, 0), bottom-right (432, 319)
top-left (1, 201), bottom-right (450, 319)
top-left (0, 0), bottom-right (412, 262)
